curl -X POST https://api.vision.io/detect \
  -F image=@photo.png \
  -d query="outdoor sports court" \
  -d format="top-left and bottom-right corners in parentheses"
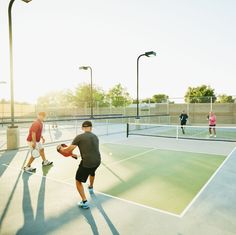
top-left (1, 130), bottom-right (236, 235)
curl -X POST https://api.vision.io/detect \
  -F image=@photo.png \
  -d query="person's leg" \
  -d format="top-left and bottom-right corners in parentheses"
top-left (88, 166), bottom-right (99, 193)
top-left (213, 127), bottom-right (216, 136)
top-left (25, 156), bottom-right (35, 167)
top-left (39, 143), bottom-right (53, 166)
top-left (75, 164), bottom-right (89, 203)
top-left (89, 175), bottom-right (95, 188)
top-left (40, 148), bottom-right (46, 161)
top-left (209, 127), bottom-right (212, 135)
top-left (76, 180), bottom-right (87, 201)
top-left (24, 142), bottom-right (36, 170)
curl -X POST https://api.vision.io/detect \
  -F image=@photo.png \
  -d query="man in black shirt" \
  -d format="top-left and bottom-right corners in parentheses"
top-left (59, 121), bottom-right (101, 209)
top-left (179, 110), bottom-right (188, 134)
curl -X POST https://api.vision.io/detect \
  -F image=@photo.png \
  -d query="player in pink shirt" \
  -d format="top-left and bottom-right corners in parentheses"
top-left (208, 111), bottom-right (216, 137)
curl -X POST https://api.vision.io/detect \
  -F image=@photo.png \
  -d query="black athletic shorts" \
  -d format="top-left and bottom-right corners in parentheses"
top-left (209, 124), bottom-right (216, 127)
top-left (75, 163), bottom-right (100, 183)
top-left (181, 121), bottom-right (187, 125)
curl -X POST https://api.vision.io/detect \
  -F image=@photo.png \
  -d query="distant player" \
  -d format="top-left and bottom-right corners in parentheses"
top-left (59, 121), bottom-right (101, 209)
top-left (24, 112), bottom-right (53, 172)
top-left (179, 110), bottom-right (188, 134)
top-left (208, 111), bottom-right (216, 137)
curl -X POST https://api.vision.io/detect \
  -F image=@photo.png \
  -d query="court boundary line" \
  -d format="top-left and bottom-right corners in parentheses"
top-left (1, 163), bottom-right (181, 218)
top-left (2, 146), bottom-right (234, 219)
top-left (101, 141), bottom-right (226, 157)
top-left (179, 146), bottom-right (236, 218)
top-left (102, 147), bottom-right (158, 167)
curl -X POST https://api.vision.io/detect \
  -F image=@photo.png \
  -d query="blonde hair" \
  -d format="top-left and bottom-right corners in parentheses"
top-left (38, 111), bottom-right (46, 117)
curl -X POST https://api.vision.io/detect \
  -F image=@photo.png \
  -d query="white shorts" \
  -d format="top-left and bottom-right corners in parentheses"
top-left (28, 142), bottom-right (44, 158)
top-left (28, 141), bottom-right (44, 150)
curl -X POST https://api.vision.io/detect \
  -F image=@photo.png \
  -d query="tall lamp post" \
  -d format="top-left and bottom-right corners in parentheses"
top-left (79, 66), bottom-right (93, 118)
top-left (7, 0), bottom-right (32, 149)
top-left (136, 51), bottom-right (156, 119)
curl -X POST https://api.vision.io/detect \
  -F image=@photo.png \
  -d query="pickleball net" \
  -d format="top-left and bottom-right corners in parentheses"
top-left (126, 123), bottom-right (236, 142)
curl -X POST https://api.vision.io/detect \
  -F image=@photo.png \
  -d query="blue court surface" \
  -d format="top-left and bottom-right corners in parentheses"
top-left (0, 134), bottom-right (236, 235)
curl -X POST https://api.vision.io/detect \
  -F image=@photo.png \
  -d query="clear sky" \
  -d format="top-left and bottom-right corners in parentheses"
top-left (0, 0), bottom-right (235, 103)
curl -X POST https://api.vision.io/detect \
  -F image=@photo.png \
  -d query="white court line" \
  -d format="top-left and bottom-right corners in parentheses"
top-left (180, 146), bottom-right (236, 218)
top-left (1, 163), bottom-right (181, 218)
top-left (62, 144), bottom-right (225, 183)
top-left (3, 146), bottom-right (233, 219)
top-left (103, 147), bottom-right (157, 167)
top-left (1, 163), bottom-right (73, 187)
top-left (101, 141), bottom-right (226, 157)
top-left (61, 148), bottom-right (158, 182)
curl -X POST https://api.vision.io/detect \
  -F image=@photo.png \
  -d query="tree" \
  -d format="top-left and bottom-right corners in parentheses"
top-left (152, 94), bottom-right (169, 103)
top-left (184, 85), bottom-right (216, 103)
top-left (217, 94), bottom-right (235, 103)
top-left (108, 83), bottom-right (132, 107)
top-left (68, 83), bottom-right (108, 108)
top-left (141, 94), bottom-right (169, 104)
top-left (141, 98), bottom-right (155, 104)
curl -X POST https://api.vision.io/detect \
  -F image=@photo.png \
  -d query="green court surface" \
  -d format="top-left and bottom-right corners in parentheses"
top-left (96, 143), bottom-right (225, 215)
top-left (1, 134), bottom-right (236, 235)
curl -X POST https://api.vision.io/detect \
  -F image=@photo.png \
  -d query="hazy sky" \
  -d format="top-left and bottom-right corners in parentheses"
top-left (0, 0), bottom-right (235, 103)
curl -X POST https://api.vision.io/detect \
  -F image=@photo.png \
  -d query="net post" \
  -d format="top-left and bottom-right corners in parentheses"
top-left (126, 123), bottom-right (129, 138)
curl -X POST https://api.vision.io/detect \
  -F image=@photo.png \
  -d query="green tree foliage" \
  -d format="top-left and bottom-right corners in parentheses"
top-left (184, 85), bottom-right (216, 103)
top-left (108, 83), bottom-right (132, 107)
top-left (217, 94), bottom-right (235, 103)
top-left (152, 94), bottom-right (169, 103)
top-left (69, 83), bottom-right (108, 108)
top-left (142, 94), bottom-right (169, 104)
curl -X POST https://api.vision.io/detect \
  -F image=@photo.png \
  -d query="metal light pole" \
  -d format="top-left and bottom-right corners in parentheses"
top-left (136, 51), bottom-right (156, 119)
top-left (79, 66), bottom-right (93, 118)
top-left (7, 0), bottom-right (32, 149)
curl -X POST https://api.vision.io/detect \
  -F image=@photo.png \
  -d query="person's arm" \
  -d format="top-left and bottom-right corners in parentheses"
top-left (61, 144), bottom-right (77, 155)
top-left (31, 132), bottom-right (36, 149)
top-left (41, 136), bottom-right (45, 144)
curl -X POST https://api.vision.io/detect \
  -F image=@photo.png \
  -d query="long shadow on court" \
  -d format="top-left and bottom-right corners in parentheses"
top-left (15, 192), bottom-right (120, 234)
top-left (0, 151), bottom-right (28, 233)
top-left (79, 206), bottom-right (99, 235)
top-left (0, 150), bottom-right (18, 177)
top-left (16, 172), bottom-right (37, 235)
top-left (16, 165), bottom-right (53, 235)
top-left (90, 193), bottom-right (120, 235)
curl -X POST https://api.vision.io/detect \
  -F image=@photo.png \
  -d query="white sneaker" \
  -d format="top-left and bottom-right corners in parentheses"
top-left (24, 166), bottom-right (36, 172)
top-left (78, 201), bottom-right (89, 209)
top-left (42, 160), bottom-right (53, 166)
top-left (214, 135), bottom-right (216, 137)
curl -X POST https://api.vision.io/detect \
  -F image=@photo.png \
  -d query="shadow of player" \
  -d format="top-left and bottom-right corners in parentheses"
top-left (16, 165), bottom-right (53, 235)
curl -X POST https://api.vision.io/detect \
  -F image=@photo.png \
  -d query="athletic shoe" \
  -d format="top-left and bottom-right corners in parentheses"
top-left (42, 160), bottom-right (53, 166)
top-left (88, 186), bottom-right (94, 194)
top-left (78, 201), bottom-right (89, 209)
top-left (24, 166), bottom-right (36, 173)
top-left (214, 135), bottom-right (216, 137)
